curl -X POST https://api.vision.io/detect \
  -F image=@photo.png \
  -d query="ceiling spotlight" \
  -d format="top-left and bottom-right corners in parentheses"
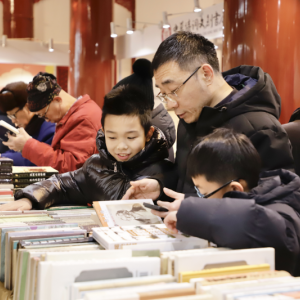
top-left (48, 38), bottom-right (54, 52)
top-left (126, 18), bottom-right (134, 34)
top-left (194, 0), bottom-right (202, 12)
top-left (110, 22), bottom-right (118, 38)
top-left (162, 12), bottom-right (170, 29)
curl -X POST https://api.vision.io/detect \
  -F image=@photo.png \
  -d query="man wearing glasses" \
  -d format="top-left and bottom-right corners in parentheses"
top-left (122, 31), bottom-right (294, 203)
top-left (0, 81), bottom-right (55, 166)
top-left (3, 72), bottom-right (102, 173)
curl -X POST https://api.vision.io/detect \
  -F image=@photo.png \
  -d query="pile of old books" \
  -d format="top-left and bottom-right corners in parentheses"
top-left (12, 166), bottom-right (58, 190)
top-left (0, 199), bottom-right (299, 300)
top-left (0, 158), bottom-right (14, 204)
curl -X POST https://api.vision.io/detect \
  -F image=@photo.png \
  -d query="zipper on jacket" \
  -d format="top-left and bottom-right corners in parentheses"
top-left (114, 162), bottom-right (117, 172)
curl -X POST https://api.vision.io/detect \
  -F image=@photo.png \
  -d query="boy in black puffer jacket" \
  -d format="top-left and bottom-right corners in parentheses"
top-left (0, 85), bottom-right (175, 211)
top-left (152, 128), bottom-right (300, 276)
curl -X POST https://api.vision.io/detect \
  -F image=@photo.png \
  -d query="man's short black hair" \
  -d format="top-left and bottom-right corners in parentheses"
top-left (152, 31), bottom-right (219, 73)
top-left (187, 128), bottom-right (261, 189)
top-left (101, 84), bottom-right (152, 135)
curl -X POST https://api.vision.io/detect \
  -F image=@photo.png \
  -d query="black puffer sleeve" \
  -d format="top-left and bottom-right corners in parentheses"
top-left (14, 154), bottom-right (131, 209)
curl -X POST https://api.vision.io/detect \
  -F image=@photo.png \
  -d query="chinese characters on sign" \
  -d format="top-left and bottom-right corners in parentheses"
top-left (169, 3), bottom-right (224, 40)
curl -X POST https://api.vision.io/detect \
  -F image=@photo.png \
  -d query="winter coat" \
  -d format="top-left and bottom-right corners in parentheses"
top-left (14, 127), bottom-right (175, 209)
top-left (176, 169), bottom-right (300, 276)
top-left (21, 95), bottom-right (102, 173)
top-left (175, 65), bottom-right (294, 195)
top-left (1, 115), bottom-right (55, 166)
top-left (151, 103), bottom-right (176, 162)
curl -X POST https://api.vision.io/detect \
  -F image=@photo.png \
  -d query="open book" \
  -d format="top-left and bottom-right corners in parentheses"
top-left (92, 200), bottom-right (208, 251)
top-left (93, 199), bottom-right (163, 227)
top-left (0, 120), bottom-right (19, 143)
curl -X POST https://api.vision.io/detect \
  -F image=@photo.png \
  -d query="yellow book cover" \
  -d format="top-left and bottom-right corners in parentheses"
top-left (179, 263), bottom-right (270, 282)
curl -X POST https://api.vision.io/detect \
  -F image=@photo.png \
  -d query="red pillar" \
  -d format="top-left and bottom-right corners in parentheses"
top-left (223, 0), bottom-right (300, 124)
top-left (69, 0), bottom-right (114, 107)
top-left (2, 0), bottom-right (34, 38)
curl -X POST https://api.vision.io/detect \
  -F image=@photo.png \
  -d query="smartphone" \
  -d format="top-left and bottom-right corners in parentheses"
top-left (143, 202), bottom-right (169, 212)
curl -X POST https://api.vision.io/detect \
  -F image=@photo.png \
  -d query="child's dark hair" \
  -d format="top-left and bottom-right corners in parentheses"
top-left (187, 128), bottom-right (261, 189)
top-left (101, 85), bottom-right (152, 135)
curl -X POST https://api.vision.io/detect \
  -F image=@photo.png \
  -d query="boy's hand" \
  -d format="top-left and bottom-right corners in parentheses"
top-left (151, 188), bottom-right (185, 218)
top-left (0, 199), bottom-right (33, 211)
top-left (122, 179), bottom-right (160, 200)
top-left (2, 128), bottom-right (32, 152)
top-left (164, 211), bottom-right (178, 233)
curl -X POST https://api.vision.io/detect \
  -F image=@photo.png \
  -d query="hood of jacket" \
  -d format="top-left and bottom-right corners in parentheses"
top-left (95, 126), bottom-right (169, 171)
top-left (190, 65), bottom-right (281, 135)
top-left (225, 169), bottom-right (300, 215)
top-left (151, 103), bottom-right (176, 148)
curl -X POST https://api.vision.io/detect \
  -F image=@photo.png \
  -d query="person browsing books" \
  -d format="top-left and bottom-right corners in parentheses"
top-left (2, 73), bottom-right (102, 173)
top-left (0, 81), bottom-right (55, 166)
top-left (151, 128), bottom-right (300, 276)
top-left (121, 31), bottom-right (294, 202)
top-left (0, 85), bottom-right (175, 211)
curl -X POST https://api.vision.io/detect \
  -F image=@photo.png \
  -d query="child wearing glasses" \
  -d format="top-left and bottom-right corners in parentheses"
top-left (152, 128), bottom-right (300, 276)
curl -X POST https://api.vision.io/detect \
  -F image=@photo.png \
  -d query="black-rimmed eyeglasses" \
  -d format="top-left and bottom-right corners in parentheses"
top-left (195, 178), bottom-right (240, 198)
top-left (157, 66), bottom-right (202, 104)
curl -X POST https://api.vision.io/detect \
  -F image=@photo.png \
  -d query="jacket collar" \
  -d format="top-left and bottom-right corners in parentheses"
top-left (56, 94), bottom-right (91, 126)
top-left (224, 169), bottom-right (300, 214)
top-left (96, 126), bottom-right (169, 171)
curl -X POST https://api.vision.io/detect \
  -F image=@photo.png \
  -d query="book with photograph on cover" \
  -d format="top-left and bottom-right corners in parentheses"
top-left (93, 199), bottom-right (163, 227)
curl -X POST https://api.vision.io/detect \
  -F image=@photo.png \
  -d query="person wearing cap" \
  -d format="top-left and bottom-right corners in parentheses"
top-left (0, 81), bottom-right (55, 166)
top-left (114, 58), bottom-right (176, 162)
top-left (3, 72), bottom-right (102, 173)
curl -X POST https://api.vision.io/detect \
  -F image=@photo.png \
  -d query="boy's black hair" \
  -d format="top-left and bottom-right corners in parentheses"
top-left (187, 128), bottom-right (261, 189)
top-left (101, 84), bottom-right (152, 135)
top-left (152, 31), bottom-right (220, 73)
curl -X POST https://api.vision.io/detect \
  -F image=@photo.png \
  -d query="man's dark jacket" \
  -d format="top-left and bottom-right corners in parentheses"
top-left (175, 65), bottom-right (294, 194)
top-left (14, 127), bottom-right (175, 209)
top-left (177, 169), bottom-right (300, 276)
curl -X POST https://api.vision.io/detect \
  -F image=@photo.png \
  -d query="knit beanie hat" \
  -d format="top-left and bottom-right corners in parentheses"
top-left (113, 59), bottom-right (154, 109)
top-left (27, 72), bottom-right (62, 112)
top-left (0, 81), bottom-right (28, 113)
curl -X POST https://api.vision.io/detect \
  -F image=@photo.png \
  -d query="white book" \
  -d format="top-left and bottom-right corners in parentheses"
top-left (92, 224), bottom-right (207, 251)
top-left (210, 277), bottom-right (299, 300)
top-left (36, 257), bottom-right (161, 300)
top-left (0, 120), bottom-right (19, 142)
top-left (71, 274), bottom-right (174, 300)
top-left (226, 280), bottom-right (300, 300)
top-left (44, 249), bottom-right (132, 262)
top-left (173, 248), bottom-right (275, 279)
top-left (93, 199), bottom-right (163, 227)
top-left (82, 282), bottom-right (193, 300)
top-left (161, 248), bottom-right (230, 275)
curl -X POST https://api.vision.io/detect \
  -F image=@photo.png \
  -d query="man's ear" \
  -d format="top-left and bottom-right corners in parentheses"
top-left (52, 96), bottom-right (62, 103)
top-left (201, 64), bottom-right (214, 86)
top-left (229, 181), bottom-right (245, 193)
top-left (146, 126), bottom-right (154, 142)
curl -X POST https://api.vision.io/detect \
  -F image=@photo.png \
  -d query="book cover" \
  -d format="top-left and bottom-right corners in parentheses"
top-left (12, 166), bottom-right (58, 178)
top-left (93, 200), bottom-right (163, 227)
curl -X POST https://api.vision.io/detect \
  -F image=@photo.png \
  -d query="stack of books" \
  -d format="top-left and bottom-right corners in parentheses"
top-left (0, 199), bottom-right (298, 300)
top-left (12, 166), bottom-right (58, 190)
top-left (0, 157), bottom-right (14, 204)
